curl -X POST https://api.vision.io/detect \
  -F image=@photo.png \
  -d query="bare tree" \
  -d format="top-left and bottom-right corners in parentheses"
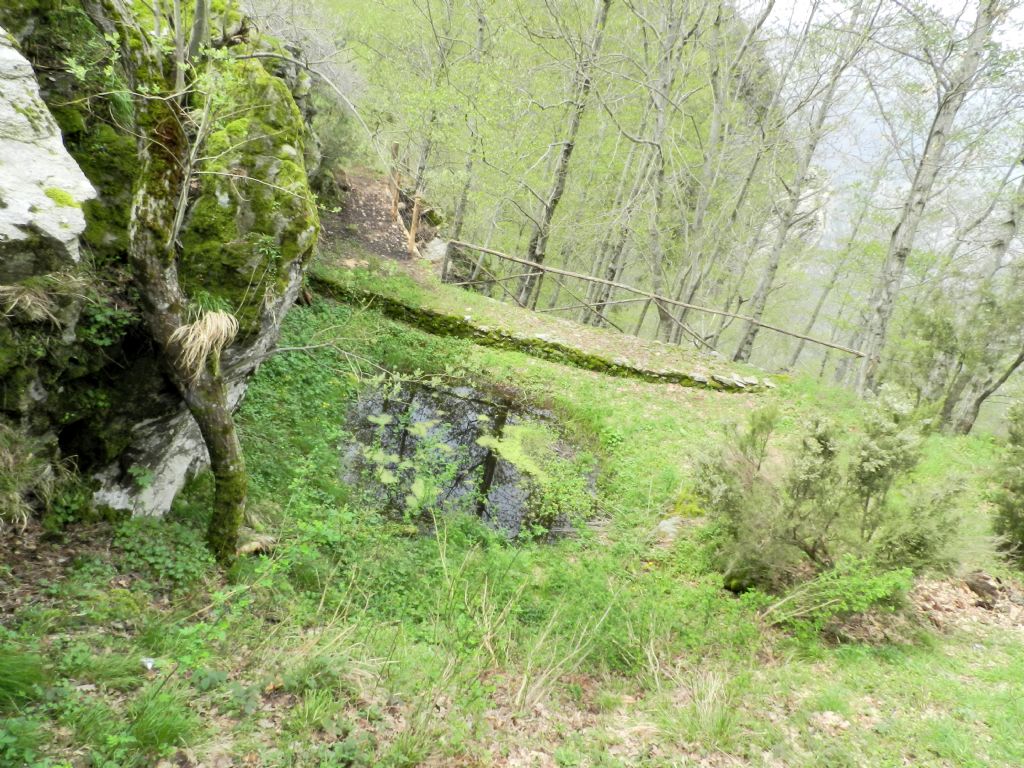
top-left (516, 0), bottom-right (612, 307)
top-left (857, 0), bottom-right (1009, 393)
top-left (732, 0), bottom-right (878, 363)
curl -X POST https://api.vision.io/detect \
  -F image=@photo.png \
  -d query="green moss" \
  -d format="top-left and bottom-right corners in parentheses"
top-left (310, 271), bottom-right (738, 391)
top-left (76, 123), bottom-right (137, 261)
top-left (0, 325), bottom-right (19, 378)
top-left (178, 58), bottom-right (319, 334)
top-left (44, 187), bottom-right (80, 209)
top-left (12, 96), bottom-right (51, 134)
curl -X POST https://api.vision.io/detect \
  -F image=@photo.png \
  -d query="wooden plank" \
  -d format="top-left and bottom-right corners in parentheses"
top-left (470, 260), bottom-right (527, 307)
top-left (545, 274), bottom-right (626, 334)
top-left (451, 271), bottom-right (537, 287)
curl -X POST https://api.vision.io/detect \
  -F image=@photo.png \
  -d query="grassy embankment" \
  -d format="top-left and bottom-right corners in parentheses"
top-left (1, 251), bottom-right (1019, 768)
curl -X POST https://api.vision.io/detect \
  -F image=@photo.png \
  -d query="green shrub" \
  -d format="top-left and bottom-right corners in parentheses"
top-left (992, 402), bottom-right (1024, 564)
top-left (114, 518), bottom-right (215, 589)
top-left (700, 400), bottom-right (953, 592)
top-left (759, 556), bottom-right (913, 632)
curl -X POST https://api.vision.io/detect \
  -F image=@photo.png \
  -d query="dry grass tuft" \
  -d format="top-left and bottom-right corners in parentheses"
top-left (169, 310), bottom-right (239, 383)
top-left (0, 425), bottom-right (55, 533)
top-left (0, 273), bottom-right (89, 327)
top-left (0, 284), bottom-right (60, 326)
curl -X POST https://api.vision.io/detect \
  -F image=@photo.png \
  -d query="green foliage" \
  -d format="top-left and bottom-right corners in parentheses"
top-left (114, 518), bottom-right (214, 589)
top-left (761, 556), bottom-right (913, 633)
top-left (55, 682), bottom-right (199, 766)
top-left (41, 476), bottom-right (101, 532)
top-left (478, 423), bottom-right (594, 534)
top-left (700, 400), bottom-right (954, 591)
top-left (0, 716), bottom-right (49, 768)
top-left (1, 271), bottom-right (1018, 765)
top-left (77, 299), bottom-right (135, 349)
top-left (58, 643), bottom-right (142, 692)
top-left (992, 402), bottom-right (1024, 564)
top-left (178, 57), bottom-right (320, 334)
top-left (126, 684), bottom-right (200, 754)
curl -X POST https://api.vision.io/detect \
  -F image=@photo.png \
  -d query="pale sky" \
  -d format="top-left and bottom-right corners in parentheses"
top-left (772, 0), bottom-right (1024, 45)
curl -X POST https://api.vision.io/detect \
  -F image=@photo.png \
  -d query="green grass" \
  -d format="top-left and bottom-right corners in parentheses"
top-left (2, 274), bottom-right (1020, 765)
top-left (0, 646), bottom-right (48, 710)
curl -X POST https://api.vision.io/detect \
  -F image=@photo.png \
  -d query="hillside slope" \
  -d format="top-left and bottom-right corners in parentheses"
top-left (3, 190), bottom-right (1023, 767)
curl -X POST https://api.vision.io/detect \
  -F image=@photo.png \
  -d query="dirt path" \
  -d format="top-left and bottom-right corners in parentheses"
top-left (321, 171), bottom-right (410, 262)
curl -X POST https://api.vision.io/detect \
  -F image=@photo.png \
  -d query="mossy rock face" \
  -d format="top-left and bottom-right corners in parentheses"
top-left (1, 1), bottom-right (137, 267)
top-left (179, 59), bottom-right (320, 335)
top-left (1, 1), bottom-right (324, 516)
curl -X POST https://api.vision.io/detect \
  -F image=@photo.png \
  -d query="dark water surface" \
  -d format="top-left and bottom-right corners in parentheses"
top-left (344, 380), bottom-right (573, 537)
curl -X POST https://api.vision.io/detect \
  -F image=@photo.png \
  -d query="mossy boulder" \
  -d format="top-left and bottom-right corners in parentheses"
top-left (0, 21), bottom-right (95, 281)
top-left (179, 59), bottom-right (320, 335)
top-left (1, 1), bottom-right (326, 518)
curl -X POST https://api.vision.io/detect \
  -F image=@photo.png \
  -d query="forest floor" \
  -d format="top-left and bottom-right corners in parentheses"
top-left (2, 184), bottom-right (1024, 767)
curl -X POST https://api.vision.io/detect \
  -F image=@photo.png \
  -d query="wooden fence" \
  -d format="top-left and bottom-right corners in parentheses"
top-left (440, 240), bottom-right (865, 358)
top-left (383, 152), bottom-right (861, 359)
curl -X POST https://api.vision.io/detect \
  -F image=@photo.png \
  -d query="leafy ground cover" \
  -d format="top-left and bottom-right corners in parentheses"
top-left (1, 244), bottom-right (1022, 767)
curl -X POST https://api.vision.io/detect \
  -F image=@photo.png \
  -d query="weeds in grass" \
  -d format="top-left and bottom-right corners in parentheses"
top-left (127, 682), bottom-right (200, 754)
top-left (683, 667), bottom-right (740, 748)
top-left (287, 688), bottom-right (339, 733)
top-left (58, 643), bottom-right (143, 692)
top-left (114, 517), bottom-right (214, 589)
top-left (0, 647), bottom-right (48, 710)
top-left (513, 602), bottom-right (612, 711)
top-left (5, 288), bottom-right (1022, 766)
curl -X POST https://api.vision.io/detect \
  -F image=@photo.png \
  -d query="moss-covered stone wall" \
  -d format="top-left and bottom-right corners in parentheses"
top-left (310, 271), bottom-right (759, 392)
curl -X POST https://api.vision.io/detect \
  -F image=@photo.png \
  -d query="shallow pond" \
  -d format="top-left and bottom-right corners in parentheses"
top-left (343, 380), bottom-right (588, 537)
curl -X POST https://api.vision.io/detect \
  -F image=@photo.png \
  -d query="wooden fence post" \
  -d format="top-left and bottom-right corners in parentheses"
top-left (408, 195), bottom-right (421, 257)
top-left (390, 142), bottom-right (400, 221)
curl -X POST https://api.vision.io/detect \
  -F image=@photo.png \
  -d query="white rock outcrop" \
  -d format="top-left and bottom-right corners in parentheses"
top-left (0, 26), bottom-right (95, 282)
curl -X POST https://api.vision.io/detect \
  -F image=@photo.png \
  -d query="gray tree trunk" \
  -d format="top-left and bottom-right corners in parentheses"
top-left (94, 1), bottom-right (247, 563)
top-left (733, 0), bottom-right (874, 363)
top-left (858, 0), bottom-right (1003, 393)
top-left (517, 0), bottom-right (612, 307)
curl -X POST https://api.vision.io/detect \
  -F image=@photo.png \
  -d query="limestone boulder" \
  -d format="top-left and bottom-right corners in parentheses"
top-left (0, 26), bottom-right (94, 282)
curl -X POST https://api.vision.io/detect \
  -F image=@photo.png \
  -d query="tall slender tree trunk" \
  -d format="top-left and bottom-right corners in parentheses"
top-left (858, 0), bottom-right (1003, 393)
top-left (184, 376), bottom-right (248, 559)
top-left (938, 165), bottom-right (1024, 431)
top-left (517, 0), bottom-right (612, 307)
top-left (787, 166), bottom-right (881, 368)
top-left (733, 1), bottom-right (873, 363)
top-left (96, 1), bottom-right (246, 564)
top-left (950, 352), bottom-right (1024, 434)
top-left (188, 0), bottom-right (210, 61)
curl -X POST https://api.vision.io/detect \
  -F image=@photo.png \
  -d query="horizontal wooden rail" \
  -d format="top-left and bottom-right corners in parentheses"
top-left (447, 240), bottom-right (865, 357)
top-left (536, 296), bottom-right (647, 314)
